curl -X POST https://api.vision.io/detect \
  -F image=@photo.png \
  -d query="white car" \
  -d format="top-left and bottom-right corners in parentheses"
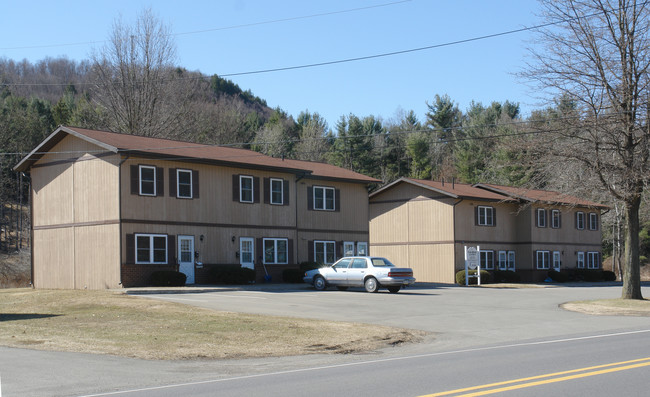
top-left (303, 256), bottom-right (415, 293)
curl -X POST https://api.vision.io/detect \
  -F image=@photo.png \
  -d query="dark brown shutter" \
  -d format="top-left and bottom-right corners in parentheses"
top-left (256, 238), bottom-right (264, 265)
top-left (253, 177), bottom-right (260, 203)
top-left (263, 177), bottom-right (270, 204)
top-left (167, 235), bottom-right (176, 265)
top-left (335, 189), bottom-right (341, 212)
top-left (558, 212), bottom-right (562, 228)
top-left (283, 180), bottom-right (290, 206)
top-left (307, 186), bottom-right (313, 211)
top-left (233, 174), bottom-right (239, 201)
top-left (156, 167), bottom-right (164, 196)
top-left (575, 212), bottom-right (579, 229)
top-left (126, 234), bottom-right (135, 263)
top-left (308, 240), bottom-right (314, 262)
top-left (130, 165), bottom-right (139, 195)
top-left (288, 239), bottom-right (294, 264)
top-left (475, 206), bottom-right (479, 226)
top-left (192, 170), bottom-right (199, 198)
top-left (169, 168), bottom-right (177, 198)
top-left (492, 207), bottom-right (496, 227)
top-left (336, 241), bottom-right (342, 259)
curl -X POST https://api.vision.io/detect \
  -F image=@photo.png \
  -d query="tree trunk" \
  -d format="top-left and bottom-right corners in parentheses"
top-left (622, 196), bottom-right (643, 299)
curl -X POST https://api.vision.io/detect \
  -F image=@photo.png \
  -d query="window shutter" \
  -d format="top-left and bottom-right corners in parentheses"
top-left (130, 165), bottom-right (139, 195)
top-left (283, 180), bottom-right (290, 206)
top-left (126, 234), bottom-right (135, 263)
top-left (335, 189), bottom-right (341, 212)
top-left (156, 167), bottom-right (164, 196)
top-left (233, 175), bottom-right (239, 201)
top-left (263, 178), bottom-right (270, 204)
top-left (575, 212), bottom-right (579, 229)
top-left (167, 235), bottom-right (175, 266)
top-left (307, 186), bottom-right (313, 211)
top-left (169, 168), bottom-right (177, 198)
top-left (253, 177), bottom-right (260, 203)
top-left (336, 241), bottom-right (342, 259)
top-left (492, 207), bottom-right (496, 227)
top-left (256, 238), bottom-right (263, 265)
top-left (192, 170), bottom-right (199, 198)
top-left (308, 240), bottom-right (314, 262)
top-left (288, 239), bottom-right (294, 264)
top-left (558, 213), bottom-right (562, 228)
top-left (474, 206), bottom-right (479, 226)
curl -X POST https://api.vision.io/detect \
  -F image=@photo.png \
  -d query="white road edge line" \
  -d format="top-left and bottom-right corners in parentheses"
top-left (79, 328), bottom-right (650, 396)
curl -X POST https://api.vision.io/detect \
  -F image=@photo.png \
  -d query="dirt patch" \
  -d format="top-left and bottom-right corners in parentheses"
top-left (561, 299), bottom-right (650, 316)
top-left (0, 250), bottom-right (30, 288)
top-left (0, 289), bottom-right (426, 360)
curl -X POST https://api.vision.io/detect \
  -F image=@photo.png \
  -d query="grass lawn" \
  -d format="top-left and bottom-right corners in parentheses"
top-left (562, 298), bottom-right (650, 316)
top-left (0, 289), bottom-right (424, 360)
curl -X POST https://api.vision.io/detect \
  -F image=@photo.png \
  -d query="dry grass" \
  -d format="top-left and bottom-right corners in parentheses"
top-left (562, 299), bottom-right (650, 316)
top-left (0, 250), bottom-right (30, 288)
top-left (0, 289), bottom-right (425, 360)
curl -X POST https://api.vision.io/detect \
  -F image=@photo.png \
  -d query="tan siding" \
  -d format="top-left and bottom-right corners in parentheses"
top-left (371, 243), bottom-right (455, 284)
top-left (33, 228), bottom-right (75, 289)
top-left (408, 198), bottom-right (454, 242)
top-left (32, 162), bottom-right (74, 226)
top-left (74, 155), bottom-right (120, 223)
top-left (369, 202), bottom-right (409, 244)
top-left (454, 201), bottom-right (518, 243)
top-left (296, 180), bottom-right (369, 232)
top-left (74, 225), bottom-right (121, 289)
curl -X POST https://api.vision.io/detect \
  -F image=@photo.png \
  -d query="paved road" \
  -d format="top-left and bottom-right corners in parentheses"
top-left (1, 283), bottom-right (649, 396)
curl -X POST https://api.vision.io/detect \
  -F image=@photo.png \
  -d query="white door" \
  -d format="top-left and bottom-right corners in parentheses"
top-left (178, 236), bottom-right (195, 284)
top-left (553, 251), bottom-right (561, 272)
top-left (240, 238), bottom-right (254, 269)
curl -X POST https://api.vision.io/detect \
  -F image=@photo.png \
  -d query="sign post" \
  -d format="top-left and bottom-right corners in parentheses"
top-left (464, 246), bottom-right (481, 286)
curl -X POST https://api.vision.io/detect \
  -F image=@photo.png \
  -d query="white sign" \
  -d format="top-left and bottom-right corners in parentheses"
top-left (466, 247), bottom-right (479, 270)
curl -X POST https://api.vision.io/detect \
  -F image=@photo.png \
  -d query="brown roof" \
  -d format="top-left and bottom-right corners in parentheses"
top-left (475, 183), bottom-right (609, 209)
top-left (370, 177), bottom-right (513, 201)
top-left (15, 126), bottom-right (380, 183)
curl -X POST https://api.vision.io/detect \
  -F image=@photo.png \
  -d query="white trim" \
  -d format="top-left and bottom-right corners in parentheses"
top-left (536, 250), bottom-right (550, 270)
top-left (588, 213), bottom-right (598, 230)
top-left (314, 240), bottom-right (336, 264)
top-left (239, 237), bottom-right (254, 269)
top-left (357, 241), bottom-right (368, 256)
top-left (498, 251), bottom-right (507, 270)
top-left (577, 252), bottom-right (585, 268)
top-left (477, 206), bottom-right (494, 226)
top-left (480, 249), bottom-right (494, 270)
top-left (537, 209), bottom-right (547, 228)
top-left (263, 238), bottom-right (288, 264)
top-left (507, 251), bottom-right (516, 270)
top-left (176, 169), bottom-right (193, 199)
top-left (177, 235), bottom-right (195, 284)
top-left (135, 233), bottom-right (167, 264)
top-left (313, 186), bottom-right (335, 211)
top-left (576, 211), bottom-right (585, 230)
top-left (343, 241), bottom-right (355, 256)
top-left (270, 178), bottom-right (284, 205)
top-left (553, 251), bottom-right (561, 271)
top-left (239, 175), bottom-right (254, 203)
top-left (139, 165), bottom-right (156, 196)
top-left (551, 209), bottom-right (561, 228)
top-left (587, 251), bottom-right (600, 269)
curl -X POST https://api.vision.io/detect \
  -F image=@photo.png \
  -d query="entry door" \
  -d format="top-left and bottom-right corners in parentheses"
top-left (178, 236), bottom-right (195, 284)
top-left (240, 238), bottom-right (254, 269)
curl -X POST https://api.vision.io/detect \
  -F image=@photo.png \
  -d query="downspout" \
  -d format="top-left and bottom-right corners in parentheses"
top-left (117, 154), bottom-right (130, 287)
top-left (26, 172), bottom-right (34, 288)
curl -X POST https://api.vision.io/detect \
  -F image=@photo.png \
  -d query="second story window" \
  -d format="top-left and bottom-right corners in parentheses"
top-left (588, 213), bottom-right (599, 230)
top-left (176, 169), bottom-right (192, 199)
top-left (240, 175), bottom-right (254, 203)
top-left (139, 165), bottom-right (156, 196)
top-left (536, 209), bottom-right (547, 228)
top-left (551, 210), bottom-right (561, 228)
top-left (270, 178), bottom-right (283, 205)
top-left (314, 186), bottom-right (335, 211)
top-left (576, 211), bottom-right (585, 230)
top-left (477, 206), bottom-right (494, 226)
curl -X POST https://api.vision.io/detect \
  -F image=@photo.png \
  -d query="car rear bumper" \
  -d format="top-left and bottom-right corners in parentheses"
top-left (378, 277), bottom-right (416, 286)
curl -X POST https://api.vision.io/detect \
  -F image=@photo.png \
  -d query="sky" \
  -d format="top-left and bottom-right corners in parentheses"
top-left (1, 0), bottom-right (544, 131)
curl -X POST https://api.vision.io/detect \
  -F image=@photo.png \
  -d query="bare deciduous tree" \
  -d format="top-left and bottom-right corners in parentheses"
top-left (90, 8), bottom-right (196, 137)
top-left (524, 0), bottom-right (650, 299)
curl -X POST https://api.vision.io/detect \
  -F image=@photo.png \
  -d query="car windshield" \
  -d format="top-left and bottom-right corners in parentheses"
top-left (371, 258), bottom-right (395, 267)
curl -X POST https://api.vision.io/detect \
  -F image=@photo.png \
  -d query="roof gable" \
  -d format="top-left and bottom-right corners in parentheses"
top-left (370, 177), bottom-right (512, 201)
top-left (474, 183), bottom-right (608, 209)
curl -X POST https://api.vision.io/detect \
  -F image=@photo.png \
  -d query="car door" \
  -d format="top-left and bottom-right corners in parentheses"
top-left (327, 258), bottom-right (351, 285)
top-left (345, 258), bottom-right (368, 287)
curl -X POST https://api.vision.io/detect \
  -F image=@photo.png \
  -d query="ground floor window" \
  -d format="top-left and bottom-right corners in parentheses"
top-left (587, 252), bottom-right (600, 269)
top-left (315, 240), bottom-right (336, 264)
top-left (480, 250), bottom-right (494, 270)
top-left (240, 237), bottom-right (254, 268)
top-left (577, 252), bottom-right (585, 268)
top-left (536, 250), bottom-right (550, 270)
top-left (553, 251), bottom-right (561, 271)
top-left (507, 251), bottom-right (516, 270)
top-left (135, 234), bottom-right (167, 264)
top-left (357, 241), bottom-right (368, 256)
top-left (264, 238), bottom-right (288, 264)
top-left (343, 241), bottom-right (355, 256)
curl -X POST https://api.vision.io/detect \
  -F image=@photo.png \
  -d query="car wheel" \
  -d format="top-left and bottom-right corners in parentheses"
top-left (388, 286), bottom-right (401, 293)
top-left (313, 276), bottom-right (327, 291)
top-left (336, 286), bottom-right (348, 291)
top-left (364, 277), bottom-right (379, 293)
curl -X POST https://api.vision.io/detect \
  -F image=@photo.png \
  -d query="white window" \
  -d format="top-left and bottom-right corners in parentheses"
top-left (343, 241), bottom-right (355, 256)
top-left (477, 206), bottom-right (494, 226)
top-left (313, 186), bottom-right (335, 210)
top-left (551, 210), bottom-right (561, 229)
top-left (553, 251), bottom-right (561, 271)
top-left (507, 251), bottom-right (516, 270)
top-left (270, 178), bottom-right (283, 205)
top-left (176, 169), bottom-right (192, 199)
top-left (537, 209), bottom-right (547, 228)
top-left (240, 175), bottom-right (254, 203)
top-left (135, 234), bottom-right (167, 264)
top-left (139, 165), bottom-right (156, 196)
top-left (577, 252), bottom-right (585, 268)
top-left (263, 238), bottom-right (288, 264)
top-left (480, 250), bottom-right (494, 270)
top-left (576, 212), bottom-right (585, 230)
top-left (587, 252), bottom-right (600, 269)
top-left (536, 250), bottom-right (550, 269)
top-left (240, 237), bottom-right (254, 268)
top-left (357, 242), bottom-right (368, 256)
top-left (498, 251), bottom-right (507, 270)
top-left (314, 241), bottom-right (336, 264)
top-left (588, 213), bottom-right (598, 230)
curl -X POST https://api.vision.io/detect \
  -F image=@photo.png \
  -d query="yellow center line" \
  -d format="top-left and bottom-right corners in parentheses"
top-left (420, 357), bottom-right (650, 397)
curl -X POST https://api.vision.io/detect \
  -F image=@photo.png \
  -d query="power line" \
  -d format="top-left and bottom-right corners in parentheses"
top-left (0, 0), bottom-right (411, 51)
